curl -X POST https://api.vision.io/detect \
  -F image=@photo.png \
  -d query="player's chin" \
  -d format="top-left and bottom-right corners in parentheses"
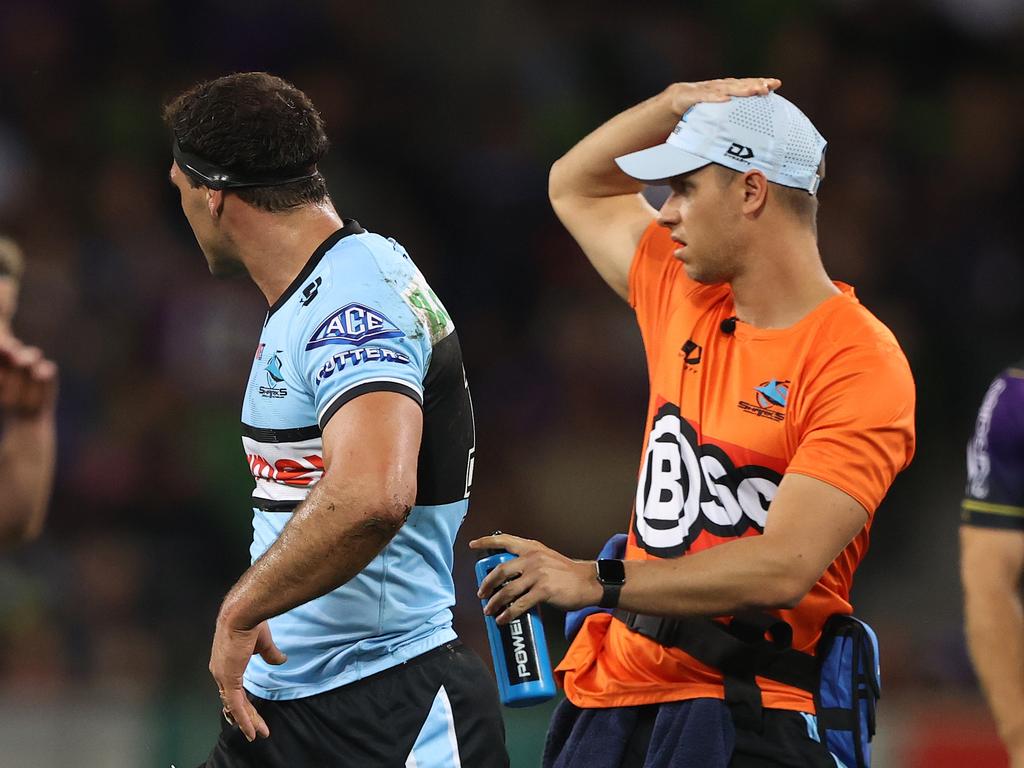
top-left (683, 262), bottom-right (725, 286)
top-left (208, 255), bottom-right (248, 279)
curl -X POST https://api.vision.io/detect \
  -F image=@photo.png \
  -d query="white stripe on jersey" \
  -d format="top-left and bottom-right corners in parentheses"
top-left (243, 435), bottom-right (324, 503)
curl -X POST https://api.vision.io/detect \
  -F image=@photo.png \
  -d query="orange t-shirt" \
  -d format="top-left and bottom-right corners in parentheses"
top-left (556, 222), bottom-right (916, 713)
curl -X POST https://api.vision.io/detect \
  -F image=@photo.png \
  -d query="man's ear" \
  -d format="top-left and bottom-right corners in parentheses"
top-left (741, 170), bottom-right (768, 216)
top-left (206, 188), bottom-right (225, 219)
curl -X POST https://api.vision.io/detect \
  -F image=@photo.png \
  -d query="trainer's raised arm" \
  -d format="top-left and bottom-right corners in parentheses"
top-left (548, 77), bottom-right (779, 300)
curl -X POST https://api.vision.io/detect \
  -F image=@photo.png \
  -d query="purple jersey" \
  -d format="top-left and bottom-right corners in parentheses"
top-left (963, 364), bottom-right (1024, 529)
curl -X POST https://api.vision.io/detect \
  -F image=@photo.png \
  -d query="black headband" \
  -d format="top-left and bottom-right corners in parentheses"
top-left (172, 139), bottom-right (321, 190)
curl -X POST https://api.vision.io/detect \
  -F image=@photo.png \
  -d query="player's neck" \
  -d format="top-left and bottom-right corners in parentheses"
top-left (728, 230), bottom-right (839, 330)
top-left (236, 203), bottom-right (345, 307)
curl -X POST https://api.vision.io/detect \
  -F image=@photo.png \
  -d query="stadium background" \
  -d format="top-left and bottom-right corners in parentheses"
top-left (0, 0), bottom-right (1021, 765)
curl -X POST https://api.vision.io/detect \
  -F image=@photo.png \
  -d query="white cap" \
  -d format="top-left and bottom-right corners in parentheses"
top-left (615, 91), bottom-right (827, 194)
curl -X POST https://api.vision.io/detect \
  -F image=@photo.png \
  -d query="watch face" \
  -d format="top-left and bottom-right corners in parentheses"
top-left (597, 559), bottom-right (626, 585)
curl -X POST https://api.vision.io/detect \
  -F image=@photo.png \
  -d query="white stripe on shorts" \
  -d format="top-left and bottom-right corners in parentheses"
top-left (405, 684), bottom-right (463, 768)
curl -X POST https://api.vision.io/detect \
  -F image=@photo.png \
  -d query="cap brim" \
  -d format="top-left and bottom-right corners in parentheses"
top-left (614, 143), bottom-right (710, 183)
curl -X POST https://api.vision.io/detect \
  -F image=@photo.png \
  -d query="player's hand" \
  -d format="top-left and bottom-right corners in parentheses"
top-left (209, 618), bottom-right (287, 742)
top-left (0, 334), bottom-right (57, 418)
top-left (665, 77), bottom-right (781, 117)
top-left (469, 533), bottom-right (602, 625)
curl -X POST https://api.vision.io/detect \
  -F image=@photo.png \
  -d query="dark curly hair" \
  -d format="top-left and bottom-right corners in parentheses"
top-left (163, 72), bottom-right (330, 213)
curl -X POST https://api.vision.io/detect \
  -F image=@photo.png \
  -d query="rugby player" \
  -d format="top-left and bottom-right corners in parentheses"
top-left (164, 72), bottom-right (505, 767)
top-left (473, 78), bottom-right (916, 766)
top-left (961, 362), bottom-right (1024, 766)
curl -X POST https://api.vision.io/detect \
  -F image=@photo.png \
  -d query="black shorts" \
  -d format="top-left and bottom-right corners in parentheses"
top-left (203, 641), bottom-right (507, 768)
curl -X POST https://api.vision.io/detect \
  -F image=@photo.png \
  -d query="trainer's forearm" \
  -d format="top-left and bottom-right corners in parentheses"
top-left (218, 478), bottom-right (411, 630)
top-left (618, 534), bottom-right (817, 617)
top-left (965, 579), bottom-right (1024, 748)
top-left (549, 87), bottom-right (682, 202)
top-left (0, 414), bottom-right (56, 547)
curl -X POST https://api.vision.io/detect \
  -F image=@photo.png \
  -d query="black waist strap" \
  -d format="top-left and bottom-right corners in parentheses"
top-left (612, 610), bottom-right (817, 731)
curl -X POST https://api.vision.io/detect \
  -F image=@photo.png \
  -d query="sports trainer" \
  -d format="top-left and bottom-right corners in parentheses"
top-left (473, 78), bottom-right (916, 766)
top-left (961, 362), bottom-right (1024, 767)
top-left (164, 72), bottom-right (505, 767)
top-left (0, 236), bottom-right (58, 549)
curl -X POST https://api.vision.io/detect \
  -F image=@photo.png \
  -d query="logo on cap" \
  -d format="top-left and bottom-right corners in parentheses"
top-left (726, 143), bottom-right (754, 161)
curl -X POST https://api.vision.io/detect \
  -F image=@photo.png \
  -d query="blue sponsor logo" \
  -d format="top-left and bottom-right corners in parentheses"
top-left (306, 303), bottom-right (404, 350)
top-left (315, 347), bottom-right (411, 385)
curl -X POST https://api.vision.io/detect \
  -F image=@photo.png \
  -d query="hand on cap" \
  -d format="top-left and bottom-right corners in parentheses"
top-left (666, 77), bottom-right (781, 117)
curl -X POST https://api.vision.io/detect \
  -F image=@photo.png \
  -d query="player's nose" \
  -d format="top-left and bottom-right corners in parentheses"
top-left (656, 193), bottom-right (682, 227)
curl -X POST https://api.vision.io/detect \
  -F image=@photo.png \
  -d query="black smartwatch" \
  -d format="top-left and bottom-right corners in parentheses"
top-left (595, 559), bottom-right (626, 609)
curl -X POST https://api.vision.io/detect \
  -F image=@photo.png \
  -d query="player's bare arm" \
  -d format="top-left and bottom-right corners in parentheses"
top-left (0, 334), bottom-right (58, 548)
top-left (210, 391), bottom-right (422, 742)
top-left (961, 526), bottom-right (1024, 766)
top-left (548, 77), bottom-right (780, 301)
top-left (472, 474), bottom-right (866, 625)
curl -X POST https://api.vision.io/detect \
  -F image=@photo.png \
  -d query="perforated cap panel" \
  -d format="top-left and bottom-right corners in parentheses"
top-left (780, 98), bottom-right (824, 180)
top-left (727, 97), bottom-right (775, 137)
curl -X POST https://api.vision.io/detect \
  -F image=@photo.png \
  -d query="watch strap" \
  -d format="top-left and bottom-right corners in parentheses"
top-left (596, 559), bottom-right (626, 609)
top-left (599, 582), bottom-right (622, 609)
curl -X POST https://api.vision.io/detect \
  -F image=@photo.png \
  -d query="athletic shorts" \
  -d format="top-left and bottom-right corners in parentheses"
top-left (543, 698), bottom-right (839, 768)
top-left (203, 641), bottom-right (507, 768)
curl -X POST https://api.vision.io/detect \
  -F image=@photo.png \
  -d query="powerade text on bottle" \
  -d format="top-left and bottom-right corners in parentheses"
top-left (475, 547), bottom-right (556, 707)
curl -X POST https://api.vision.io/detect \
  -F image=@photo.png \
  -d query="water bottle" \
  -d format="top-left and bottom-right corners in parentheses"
top-left (475, 545), bottom-right (556, 707)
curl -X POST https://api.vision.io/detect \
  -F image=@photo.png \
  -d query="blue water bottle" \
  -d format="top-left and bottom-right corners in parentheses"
top-left (475, 542), bottom-right (557, 707)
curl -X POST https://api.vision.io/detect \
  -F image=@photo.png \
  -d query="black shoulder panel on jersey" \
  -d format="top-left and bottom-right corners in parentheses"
top-left (416, 331), bottom-right (475, 507)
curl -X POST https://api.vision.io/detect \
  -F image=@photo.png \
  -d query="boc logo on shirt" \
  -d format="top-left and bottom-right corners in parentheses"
top-left (635, 403), bottom-right (782, 558)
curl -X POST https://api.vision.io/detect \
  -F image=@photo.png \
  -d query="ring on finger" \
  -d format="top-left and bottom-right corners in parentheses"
top-left (222, 707), bottom-right (236, 726)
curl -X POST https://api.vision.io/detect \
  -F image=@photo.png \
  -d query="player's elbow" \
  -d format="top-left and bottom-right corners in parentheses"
top-left (751, 569), bottom-right (817, 611)
top-left (367, 481), bottom-right (416, 534)
top-left (771, 580), bottom-right (811, 610)
top-left (549, 157), bottom-right (574, 209)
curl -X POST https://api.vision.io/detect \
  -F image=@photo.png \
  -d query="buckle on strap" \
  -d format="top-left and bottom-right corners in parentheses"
top-left (612, 609), bottom-right (817, 693)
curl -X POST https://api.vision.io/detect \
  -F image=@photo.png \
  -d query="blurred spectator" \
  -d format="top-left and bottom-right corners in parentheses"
top-left (0, 237), bottom-right (57, 549)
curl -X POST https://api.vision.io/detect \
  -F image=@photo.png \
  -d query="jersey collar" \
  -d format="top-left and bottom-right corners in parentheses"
top-left (266, 219), bottom-right (365, 320)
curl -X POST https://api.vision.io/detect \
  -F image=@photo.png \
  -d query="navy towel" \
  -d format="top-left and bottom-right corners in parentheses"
top-left (544, 698), bottom-right (735, 768)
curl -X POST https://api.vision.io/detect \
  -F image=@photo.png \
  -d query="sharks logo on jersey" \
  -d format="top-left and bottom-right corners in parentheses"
top-left (259, 351), bottom-right (288, 399)
top-left (305, 303), bottom-right (404, 350)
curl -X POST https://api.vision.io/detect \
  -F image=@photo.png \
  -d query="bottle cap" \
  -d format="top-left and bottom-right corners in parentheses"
top-left (481, 530), bottom-right (506, 559)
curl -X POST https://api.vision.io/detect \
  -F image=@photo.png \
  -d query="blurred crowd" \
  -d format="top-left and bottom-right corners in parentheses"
top-left (0, 0), bottom-right (1022, 762)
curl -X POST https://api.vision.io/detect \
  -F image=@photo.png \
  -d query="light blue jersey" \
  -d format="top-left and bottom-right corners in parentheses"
top-left (239, 220), bottom-right (476, 700)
